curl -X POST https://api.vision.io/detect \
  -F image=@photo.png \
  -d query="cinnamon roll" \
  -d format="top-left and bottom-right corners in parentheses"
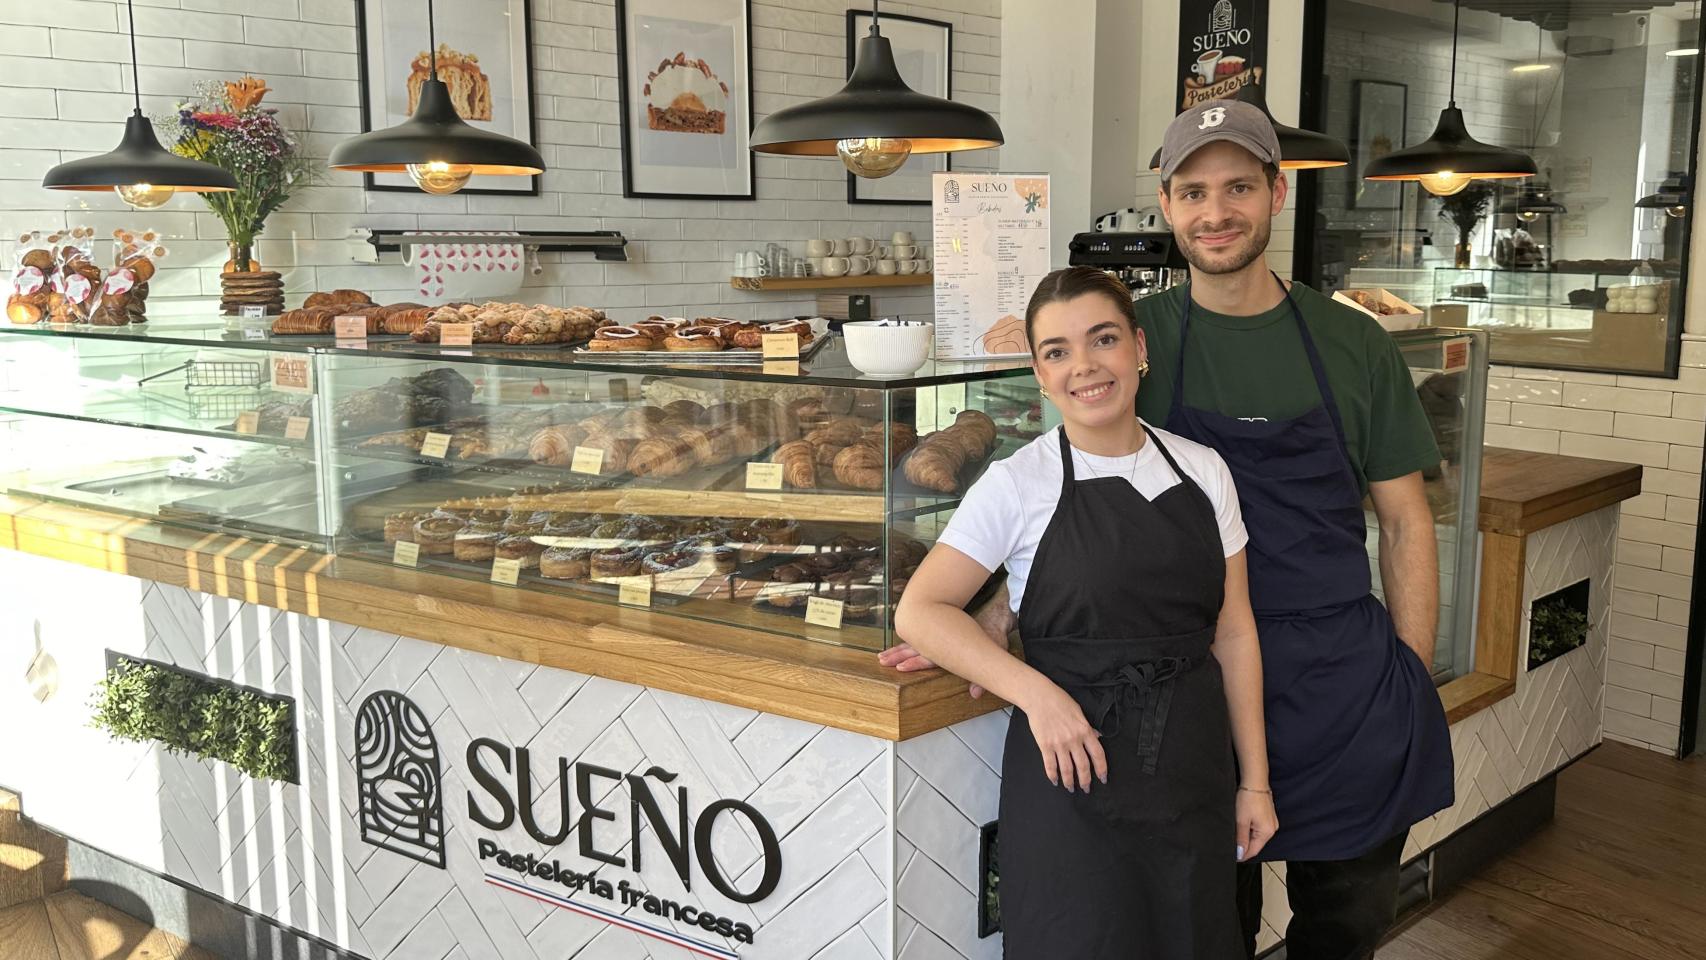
top-left (588, 326), bottom-right (657, 351)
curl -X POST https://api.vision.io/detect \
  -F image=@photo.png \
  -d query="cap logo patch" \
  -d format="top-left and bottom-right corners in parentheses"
top-left (1197, 106), bottom-right (1227, 130)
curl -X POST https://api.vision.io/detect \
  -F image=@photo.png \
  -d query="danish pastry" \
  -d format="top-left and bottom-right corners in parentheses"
top-left (588, 326), bottom-right (657, 351)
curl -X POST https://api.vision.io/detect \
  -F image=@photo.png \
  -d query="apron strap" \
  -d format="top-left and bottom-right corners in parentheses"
top-left (1055, 427), bottom-right (1077, 501)
top-left (1140, 423), bottom-right (1187, 488)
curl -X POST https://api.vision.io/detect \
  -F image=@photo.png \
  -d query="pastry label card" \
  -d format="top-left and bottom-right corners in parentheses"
top-left (762, 359), bottom-right (800, 376)
top-left (440, 323), bottom-right (474, 347)
top-left (619, 576), bottom-right (653, 607)
top-left (333, 315), bottom-right (368, 341)
top-left (491, 557), bottom-right (522, 585)
top-left (269, 355), bottom-right (312, 395)
top-left (240, 305), bottom-right (268, 320)
top-left (284, 416), bottom-right (311, 441)
top-left (761, 333), bottom-right (800, 358)
top-left (932, 173), bottom-right (1051, 359)
top-left (234, 411), bottom-right (260, 435)
top-left (392, 541), bottom-right (421, 568)
top-left (746, 461), bottom-right (784, 490)
top-left (805, 596), bottom-right (845, 629)
top-left (419, 432), bottom-right (452, 459)
top-left (570, 446), bottom-right (605, 475)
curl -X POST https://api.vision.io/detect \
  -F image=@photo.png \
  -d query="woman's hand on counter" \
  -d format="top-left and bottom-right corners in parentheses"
top-left (878, 580), bottom-right (1014, 699)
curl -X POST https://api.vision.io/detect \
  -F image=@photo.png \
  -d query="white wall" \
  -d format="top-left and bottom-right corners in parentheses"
top-left (0, 0), bottom-right (1001, 324)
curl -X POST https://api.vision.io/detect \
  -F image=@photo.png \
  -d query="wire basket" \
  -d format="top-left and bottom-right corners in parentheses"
top-left (184, 360), bottom-right (265, 389)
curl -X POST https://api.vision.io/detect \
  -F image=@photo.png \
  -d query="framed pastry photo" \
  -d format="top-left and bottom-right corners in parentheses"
top-left (615, 0), bottom-right (755, 200)
top-left (354, 0), bottom-right (540, 195)
top-left (1350, 80), bottom-right (1406, 211)
top-left (845, 10), bottom-right (951, 205)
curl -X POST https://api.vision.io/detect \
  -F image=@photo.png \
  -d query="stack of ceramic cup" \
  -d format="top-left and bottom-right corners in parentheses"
top-left (805, 233), bottom-right (932, 279)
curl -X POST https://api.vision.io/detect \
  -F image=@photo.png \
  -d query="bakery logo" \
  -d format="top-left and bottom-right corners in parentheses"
top-left (1212, 0), bottom-right (1235, 32)
top-left (944, 178), bottom-right (961, 203)
top-left (356, 690), bottom-right (447, 868)
top-left (1179, 0), bottom-right (1267, 110)
top-left (467, 739), bottom-right (781, 956)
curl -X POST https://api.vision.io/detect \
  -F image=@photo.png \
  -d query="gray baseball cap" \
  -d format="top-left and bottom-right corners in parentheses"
top-left (1158, 100), bottom-right (1280, 180)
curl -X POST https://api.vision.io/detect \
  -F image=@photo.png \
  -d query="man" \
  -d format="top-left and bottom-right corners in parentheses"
top-left (880, 100), bottom-right (1454, 960)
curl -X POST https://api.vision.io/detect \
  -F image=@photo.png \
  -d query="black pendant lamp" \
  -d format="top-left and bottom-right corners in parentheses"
top-left (750, 0), bottom-right (1002, 178)
top-left (41, 0), bottom-right (236, 207)
top-left (327, 0), bottom-right (543, 194)
top-left (1498, 182), bottom-right (1566, 222)
top-left (1362, 0), bottom-right (1535, 195)
top-left (1146, 82), bottom-right (1348, 173)
top-left (1636, 175), bottom-right (1690, 219)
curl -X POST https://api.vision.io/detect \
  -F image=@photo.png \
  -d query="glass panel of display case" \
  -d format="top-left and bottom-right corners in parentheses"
top-left (316, 341), bottom-right (1040, 651)
top-left (0, 326), bottom-right (327, 547)
top-left (1372, 328), bottom-right (1488, 682)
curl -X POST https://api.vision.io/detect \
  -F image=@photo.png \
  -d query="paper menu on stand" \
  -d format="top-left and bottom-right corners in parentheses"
top-left (931, 172), bottom-right (1051, 360)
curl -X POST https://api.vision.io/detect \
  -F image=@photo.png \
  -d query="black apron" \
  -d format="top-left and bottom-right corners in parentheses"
top-left (1163, 276), bottom-right (1454, 862)
top-left (1000, 426), bottom-right (1242, 960)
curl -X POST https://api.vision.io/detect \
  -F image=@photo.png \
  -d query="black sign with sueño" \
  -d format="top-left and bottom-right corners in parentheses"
top-left (1176, 0), bottom-right (1269, 112)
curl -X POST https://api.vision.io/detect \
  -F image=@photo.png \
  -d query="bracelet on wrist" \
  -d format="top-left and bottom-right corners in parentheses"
top-left (1238, 786), bottom-right (1272, 795)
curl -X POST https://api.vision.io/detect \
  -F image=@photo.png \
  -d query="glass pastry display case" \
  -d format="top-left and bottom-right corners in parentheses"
top-left (1428, 266), bottom-right (1675, 372)
top-left (1377, 327), bottom-right (1489, 682)
top-left (0, 318), bottom-right (1041, 651)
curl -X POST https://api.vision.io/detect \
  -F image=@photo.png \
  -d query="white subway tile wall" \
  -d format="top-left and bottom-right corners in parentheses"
top-left (0, 0), bottom-right (1001, 324)
top-left (1487, 339), bottom-right (1706, 754)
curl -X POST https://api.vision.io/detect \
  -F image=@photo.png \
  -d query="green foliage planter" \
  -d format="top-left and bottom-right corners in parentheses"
top-left (90, 654), bottom-right (298, 783)
top-left (1528, 580), bottom-right (1590, 672)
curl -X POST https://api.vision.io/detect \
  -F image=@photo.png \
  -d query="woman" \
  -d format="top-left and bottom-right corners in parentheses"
top-left (891, 267), bottom-right (1276, 958)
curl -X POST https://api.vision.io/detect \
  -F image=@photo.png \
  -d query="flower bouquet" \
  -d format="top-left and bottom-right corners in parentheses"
top-left (162, 76), bottom-right (315, 295)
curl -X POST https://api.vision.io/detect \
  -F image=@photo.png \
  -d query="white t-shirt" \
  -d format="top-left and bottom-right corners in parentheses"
top-left (938, 422), bottom-right (1249, 612)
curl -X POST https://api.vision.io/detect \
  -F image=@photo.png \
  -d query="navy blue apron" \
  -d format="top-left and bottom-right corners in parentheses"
top-left (1000, 426), bottom-right (1241, 959)
top-left (1163, 276), bottom-right (1453, 861)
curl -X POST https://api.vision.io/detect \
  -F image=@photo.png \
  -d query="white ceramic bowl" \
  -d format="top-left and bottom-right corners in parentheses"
top-left (841, 320), bottom-right (933, 377)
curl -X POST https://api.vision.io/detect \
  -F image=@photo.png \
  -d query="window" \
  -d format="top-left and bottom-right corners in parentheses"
top-left (1297, 0), bottom-right (1704, 375)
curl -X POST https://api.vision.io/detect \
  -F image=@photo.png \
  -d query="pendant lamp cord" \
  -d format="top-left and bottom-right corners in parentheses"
top-left (872, 0), bottom-right (880, 30)
top-left (126, 0), bottom-right (141, 113)
top-left (427, 0), bottom-right (438, 80)
top-left (1448, 0), bottom-right (1460, 105)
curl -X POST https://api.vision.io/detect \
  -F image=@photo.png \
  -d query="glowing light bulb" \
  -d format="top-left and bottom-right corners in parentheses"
top-left (1666, 47), bottom-right (1700, 58)
top-left (1420, 171), bottom-right (1471, 197)
top-left (1511, 62), bottom-right (1551, 73)
top-left (836, 138), bottom-right (912, 179)
top-left (1516, 209), bottom-right (1540, 223)
top-left (115, 183), bottom-right (173, 208)
top-left (407, 161), bottom-right (473, 195)
top-left (1665, 204), bottom-right (1689, 219)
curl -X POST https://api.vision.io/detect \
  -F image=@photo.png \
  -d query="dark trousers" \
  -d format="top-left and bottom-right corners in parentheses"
top-left (1235, 832), bottom-right (1407, 960)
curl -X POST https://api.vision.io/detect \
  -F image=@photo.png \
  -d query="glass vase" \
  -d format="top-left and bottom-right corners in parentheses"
top-left (225, 238), bottom-right (260, 274)
top-left (1454, 240), bottom-right (1472, 269)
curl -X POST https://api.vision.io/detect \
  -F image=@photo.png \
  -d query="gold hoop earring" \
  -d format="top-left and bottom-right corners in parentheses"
top-left (1137, 359), bottom-right (1151, 377)
top-left (1039, 387), bottom-right (1049, 398)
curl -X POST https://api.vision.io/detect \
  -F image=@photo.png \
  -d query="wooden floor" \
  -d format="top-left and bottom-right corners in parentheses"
top-left (1383, 741), bottom-right (1706, 960)
top-left (0, 890), bottom-right (217, 960)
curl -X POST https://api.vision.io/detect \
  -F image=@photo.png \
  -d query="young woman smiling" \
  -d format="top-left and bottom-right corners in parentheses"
top-left (892, 266), bottom-right (1275, 958)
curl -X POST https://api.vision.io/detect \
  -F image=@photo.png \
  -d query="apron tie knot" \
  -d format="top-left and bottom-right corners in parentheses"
top-left (1086, 655), bottom-right (1199, 776)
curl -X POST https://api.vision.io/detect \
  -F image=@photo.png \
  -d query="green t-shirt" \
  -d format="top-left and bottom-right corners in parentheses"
top-left (1134, 283), bottom-right (1440, 493)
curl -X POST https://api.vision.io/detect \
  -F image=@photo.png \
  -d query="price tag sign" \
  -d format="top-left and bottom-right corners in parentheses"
top-left (619, 576), bottom-right (653, 607)
top-left (392, 540), bottom-right (420, 567)
top-left (440, 323), bottom-right (474, 347)
top-left (761, 333), bottom-right (800, 358)
top-left (762, 360), bottom-right (800, 377)
top-left (333, 315), bottom-right (368, 341)
top-left (234, 411), bottom-right (260, 435)
top-left (608, 379), bottom-right (630, 402)
top-left (491, 557), bottom-right (522, 585)
top-left (746, 461), bottom-right (784, 490)
top-left (242, 326), bottom-right (267, 340)
top-left (419, 432), bottom-right (452, 459)
top-left (270, 355), bottom-right (312, 395)
top-left (1442, 340), bottom-right (1470, 373)
top-left (805, 596), bottom-right (846, 629)
top-left (284, 415), bottom-right (311, 441)
top-left (570, 445), bottom-right (605, 475)
top-left (239, 305), bottom-right (267, 319)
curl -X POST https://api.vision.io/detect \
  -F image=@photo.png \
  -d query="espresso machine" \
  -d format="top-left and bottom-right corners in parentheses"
top-left (1067, 231), bottom-right (1189, 300)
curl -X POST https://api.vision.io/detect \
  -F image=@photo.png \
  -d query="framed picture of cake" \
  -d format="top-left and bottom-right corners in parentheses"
top-left (355, 0), bottom-right (539, 195)
top-left (615, 0), bottom-right (754, 200)
top-left (845, 11), bottom-right (951, 205)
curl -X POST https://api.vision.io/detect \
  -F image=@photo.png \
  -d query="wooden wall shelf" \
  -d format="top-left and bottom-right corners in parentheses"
top-left (730, 274), bottom-right (933, 292)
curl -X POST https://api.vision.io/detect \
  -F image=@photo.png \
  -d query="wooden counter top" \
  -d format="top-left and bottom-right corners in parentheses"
top-left (0, 494), bottom-right (1001, 742)
top-left (1478, 447), bottom-right (1644, 537)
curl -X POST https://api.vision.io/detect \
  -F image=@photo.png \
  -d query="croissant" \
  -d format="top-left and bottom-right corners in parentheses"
top-left (806, 417), bottom-right (868, 447)
top-left (628, 436), bottom-right (696, 478)
top-left (382, 306), bottom-right (432, 335)
top-left (814, 442), bottom-right (844, 467)
top-left (833, 442), bottom-right (886, 490)
top-left (771, 440), bottom-right (817, 489)
top-left (679, 426), bottom-right (737, 467)
top-left (577, 431), bottom-right (633, 475)
top-left (903, 442), bottom-right (966, 493)
top-left (953, 410), bottom-right (998, 449)
top-left (529, 425), bottom-right (587, 466)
